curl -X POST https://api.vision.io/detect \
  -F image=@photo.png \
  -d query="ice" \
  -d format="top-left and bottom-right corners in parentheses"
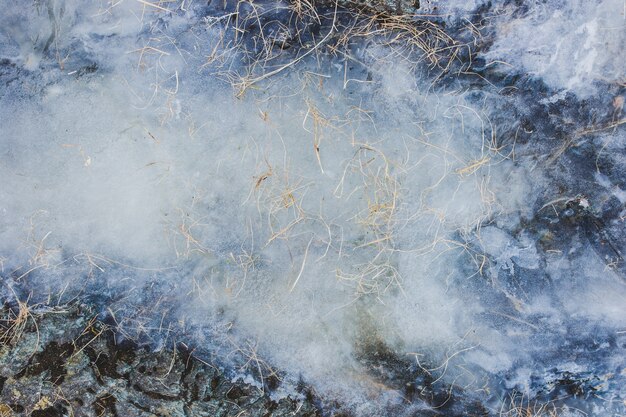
top-left (0, 0), bottom-right (625, 415)
top-left (481, 0), bottom-right (626, 97)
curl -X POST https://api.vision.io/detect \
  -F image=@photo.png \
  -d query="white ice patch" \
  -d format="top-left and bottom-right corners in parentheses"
top-left (479, 226), bottom-right (539, 275)
top-left (483, 0), bottom-right (626, 97)
top-left (0, 5), bottom-right (528, 407)
top-left (548, 251), bottom-right (626, 328)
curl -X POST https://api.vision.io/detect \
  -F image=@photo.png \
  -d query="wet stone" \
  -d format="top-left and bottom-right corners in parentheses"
top-left (0, 305), bottom-right (321, 417)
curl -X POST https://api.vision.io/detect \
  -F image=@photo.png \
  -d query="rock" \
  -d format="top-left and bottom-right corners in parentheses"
top-left (315, 0), bottom-right (420, 15)
top-left (0, 304), bottom-right (321, 417)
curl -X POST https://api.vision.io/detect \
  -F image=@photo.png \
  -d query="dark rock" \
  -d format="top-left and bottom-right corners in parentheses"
top-left (0, 305), bottom-right (322, 417)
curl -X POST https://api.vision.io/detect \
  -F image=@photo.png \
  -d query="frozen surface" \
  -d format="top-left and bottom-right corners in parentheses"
top-left (0, 0), bottom-right (625, 416)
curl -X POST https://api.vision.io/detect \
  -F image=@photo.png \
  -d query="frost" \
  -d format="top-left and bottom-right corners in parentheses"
top-left (480, 226), bottom-right (540, 275)
top-left (482, 0), bottom-right (626, 97)
top-left (0, 0), bottom-right (625, 415)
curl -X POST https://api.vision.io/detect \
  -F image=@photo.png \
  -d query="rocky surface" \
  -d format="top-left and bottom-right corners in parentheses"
top-left (325, 0), bottom-right (420, 14)
top-left (0, 304), bottom-right (321, 417)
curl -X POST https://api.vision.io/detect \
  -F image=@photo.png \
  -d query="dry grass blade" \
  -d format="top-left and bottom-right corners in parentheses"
top-left (0, 287), bottom-right (40, 354)
top-left (499, 393), bottom-right (567, 417)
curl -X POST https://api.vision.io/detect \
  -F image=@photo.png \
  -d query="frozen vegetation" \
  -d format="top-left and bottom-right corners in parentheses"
top-left (0, 0), bottom-right (624, 415)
